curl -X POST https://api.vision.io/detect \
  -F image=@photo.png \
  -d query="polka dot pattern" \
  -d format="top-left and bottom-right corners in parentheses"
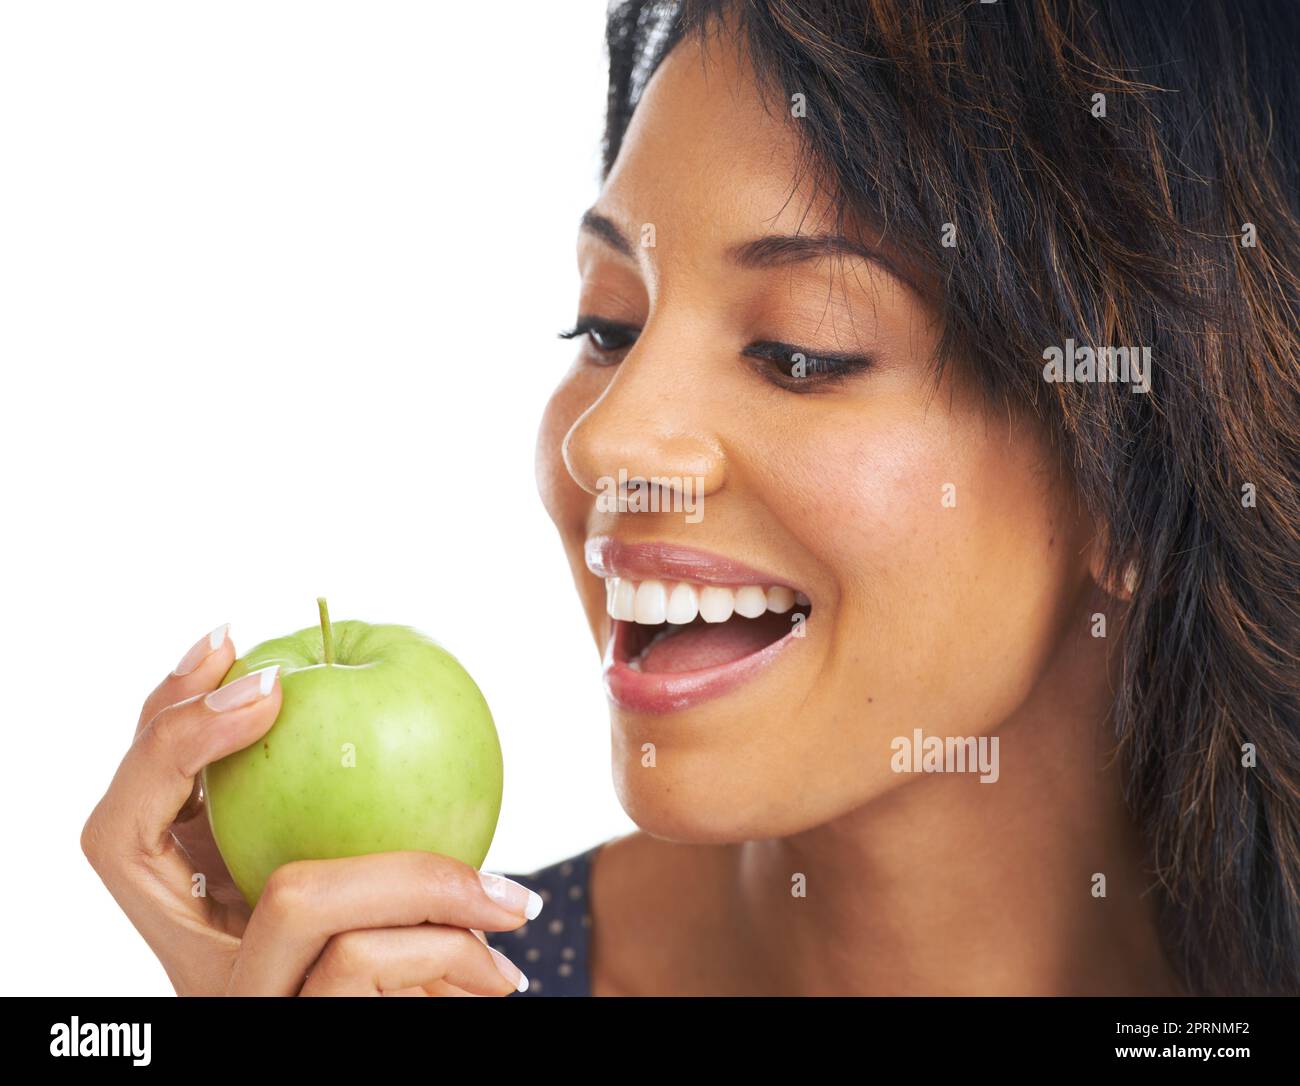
top-left (484, 844), bottom-right (601, 996)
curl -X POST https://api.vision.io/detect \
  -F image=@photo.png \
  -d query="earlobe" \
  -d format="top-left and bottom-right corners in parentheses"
top-left (1087, 528), bottom-right (1139, 601)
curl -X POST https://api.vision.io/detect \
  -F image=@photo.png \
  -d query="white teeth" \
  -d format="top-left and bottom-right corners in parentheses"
top-left (634, 580), bottom-right (668, 624)
top-left (765, 586), bottom-right (795, 613)
top-left (609, 577), bottom-right (637, 621)
top-left (733, 585), bottom-right (767, 619)
top-left (698, 586), bottom-right (735, 623)
top-left (666, 582), bottom-right (699, 624)
top-left (603, 576), bottom-right (808, 625)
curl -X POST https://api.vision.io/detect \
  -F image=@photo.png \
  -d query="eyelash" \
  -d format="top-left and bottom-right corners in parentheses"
top-left (740, 340), bottom-right (874, 389)
top-left (557, 316), bottom-right (640, 359)
top-left (558, 316), bottom-right (874, 390)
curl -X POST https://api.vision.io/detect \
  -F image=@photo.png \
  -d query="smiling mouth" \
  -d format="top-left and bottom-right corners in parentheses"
top-left (585, 536), bottom-right (813, 713)
top-left (605, 577), bottom-right (811, 674)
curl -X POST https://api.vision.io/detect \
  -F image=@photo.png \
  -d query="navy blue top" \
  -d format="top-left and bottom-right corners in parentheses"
top-left (484, 843), bottom-right (603, 996)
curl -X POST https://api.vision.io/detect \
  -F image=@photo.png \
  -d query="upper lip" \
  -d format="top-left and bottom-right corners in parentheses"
top-left (584, 535), bottom-right (801, 591)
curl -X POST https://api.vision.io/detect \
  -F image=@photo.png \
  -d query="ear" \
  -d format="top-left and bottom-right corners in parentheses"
top-left (1087, 525), bottom-right (1138, 602)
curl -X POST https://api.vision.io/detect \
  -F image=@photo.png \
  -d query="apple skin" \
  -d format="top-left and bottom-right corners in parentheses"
top-left (201, 618), bottom-right (503, 907)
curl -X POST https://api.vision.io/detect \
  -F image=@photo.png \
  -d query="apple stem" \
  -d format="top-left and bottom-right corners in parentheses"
top-left (317, 596), bottom-right (334, 666)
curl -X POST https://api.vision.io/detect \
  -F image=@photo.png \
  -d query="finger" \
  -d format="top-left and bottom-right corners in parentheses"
top-left (83, 667), bottom-right (282, 887)
top-left (383, 982), bottom-right (483, 997)
top-left (134, 624), bottom-right (236, 824)
top-left (418, 981), bottom-right (484, 997)
top-left (298, 926), bottom-right (525, 996)
top-left (228, 853), bottom-right (542, 996)
top-left (136, 624), bottom-right (237, 736)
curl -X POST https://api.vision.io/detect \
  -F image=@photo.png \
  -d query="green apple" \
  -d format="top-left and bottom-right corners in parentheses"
top-left (201, 599), bottom-right (503, 906)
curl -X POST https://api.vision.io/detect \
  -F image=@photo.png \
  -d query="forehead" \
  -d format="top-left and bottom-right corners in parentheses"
top-left (598, 32), bottom-right (834, 243)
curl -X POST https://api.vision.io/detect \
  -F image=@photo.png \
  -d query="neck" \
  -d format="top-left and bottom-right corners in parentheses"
top-left (724, 611), bottom-right (1181, 996)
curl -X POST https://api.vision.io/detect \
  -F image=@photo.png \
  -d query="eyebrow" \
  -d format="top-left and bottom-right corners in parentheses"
top-left (579, 210), bottom-right (635, 257)
top-left (729, 234), bottom-right (914, 291)
top-left (580, 208), bottom-right (913, 291)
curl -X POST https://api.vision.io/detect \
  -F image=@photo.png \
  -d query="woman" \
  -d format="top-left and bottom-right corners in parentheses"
top-left (82, 0), bottom-right (1299, 996)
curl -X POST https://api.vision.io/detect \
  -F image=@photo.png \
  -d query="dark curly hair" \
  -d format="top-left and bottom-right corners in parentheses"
top-left (601, 0), bottom-right (1300, 995)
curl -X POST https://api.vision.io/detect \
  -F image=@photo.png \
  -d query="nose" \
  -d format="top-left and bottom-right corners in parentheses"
top-left (561, 331), bottom-right (727, 507)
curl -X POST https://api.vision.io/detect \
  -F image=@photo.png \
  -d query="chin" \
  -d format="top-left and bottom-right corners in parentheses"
top-left (605, 718), bottom-right (878, 844)
top-left (612, 777), bottom-right (765, 845)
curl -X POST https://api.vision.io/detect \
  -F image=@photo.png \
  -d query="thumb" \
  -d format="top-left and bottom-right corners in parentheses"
top-left (84, 667), bottom-right (281, 902)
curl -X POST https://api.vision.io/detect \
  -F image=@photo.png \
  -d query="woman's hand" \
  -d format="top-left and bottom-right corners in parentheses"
top-left (81, 625), bottom-right (535, 996)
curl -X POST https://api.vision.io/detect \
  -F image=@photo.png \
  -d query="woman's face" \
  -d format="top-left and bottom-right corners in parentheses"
top-left (537, 32), bottom-right (1097, 841)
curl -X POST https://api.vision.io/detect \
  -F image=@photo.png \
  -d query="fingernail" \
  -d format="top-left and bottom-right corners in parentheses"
top-left (204, 665), bottom-right (278, 711)
top-left (478, 872), bottom-right (544, 920)
top-left (488, 946), bottom-right (529, 993)
top-left (174, 624), bottom-right (230, 676)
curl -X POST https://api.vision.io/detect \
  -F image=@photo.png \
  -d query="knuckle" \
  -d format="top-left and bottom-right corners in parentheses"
top-left (137, 680), bottom-right (173, 730)
top-left (139, 704), bottom-right (188, 756)
top-left (257, 862), bottom-right (313, 921)
top-left (318, 930), bottom-right (372, 978)
top-left (79, 810), bottom-right (103, 867)
top-left (411, 851), bottom-right (475, 900)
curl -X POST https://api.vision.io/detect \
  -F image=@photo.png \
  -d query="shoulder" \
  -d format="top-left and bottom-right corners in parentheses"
top-left (483, 842), bottom-right (605, 996)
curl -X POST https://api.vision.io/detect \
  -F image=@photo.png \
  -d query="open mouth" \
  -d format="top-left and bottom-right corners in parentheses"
top-left (586, 537), bottom-right (812, 714)
top-left (606, 578), bottom-right (811, 674)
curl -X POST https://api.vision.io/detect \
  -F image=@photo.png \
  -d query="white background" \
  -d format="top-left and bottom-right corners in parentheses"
top-left (0, 1), bottom-right (631, 994)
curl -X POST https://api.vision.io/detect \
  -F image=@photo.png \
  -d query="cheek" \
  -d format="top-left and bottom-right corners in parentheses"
top-left (765, 401), bottom-right (1085, 723)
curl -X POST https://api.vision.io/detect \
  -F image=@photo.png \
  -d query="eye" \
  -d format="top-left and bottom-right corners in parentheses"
top-left (742, 340), bottom-right (874, 391)
top-left (558, 316), bottom-right (641, 361)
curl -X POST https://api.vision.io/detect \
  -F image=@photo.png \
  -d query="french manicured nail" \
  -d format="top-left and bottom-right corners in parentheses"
top-left (174, 624), bottom-right (229, 676)
top-left (204, 665), bottom-right (278, 711)
top-left (488, 946), bottom-right (529, 993)
top-left (479, 872), bottom-right (544, 920)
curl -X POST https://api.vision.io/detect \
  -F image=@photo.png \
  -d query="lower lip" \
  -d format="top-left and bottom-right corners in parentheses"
top-left (602, 617), bottom-right (804, 714)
